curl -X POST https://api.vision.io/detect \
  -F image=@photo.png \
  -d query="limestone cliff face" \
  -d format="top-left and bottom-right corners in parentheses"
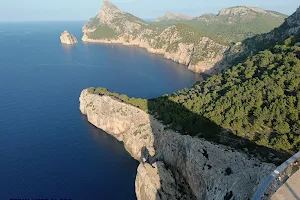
top-left (79, 89), bottom-right (275, 200)
top-left (60, 31), bottom-right (78, 45)
top-left (82, 1), bottom-right (228, 74)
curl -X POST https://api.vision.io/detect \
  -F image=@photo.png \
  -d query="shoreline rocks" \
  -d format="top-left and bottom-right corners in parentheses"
top-left (60, 30), bottom-right (78, 45)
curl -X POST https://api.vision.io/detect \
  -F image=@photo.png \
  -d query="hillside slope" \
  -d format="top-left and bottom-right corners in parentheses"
top-left (152, 6), bottom-right (287, 43)
top-left (226, 6), bottom-right (300, 66)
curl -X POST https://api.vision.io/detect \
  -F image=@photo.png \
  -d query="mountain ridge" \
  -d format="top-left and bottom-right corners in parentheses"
top-left (226, 6), bottom-right (300, 66)
top-left (151, 5), bottom-right (287, 22)
top-left (153, 12), bottom-right (193, 22)
top-left (152, 6), bottom-right (287, 43)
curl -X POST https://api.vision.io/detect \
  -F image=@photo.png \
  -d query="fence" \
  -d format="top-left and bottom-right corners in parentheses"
top-left (251, 151), bottom-right (300, 200)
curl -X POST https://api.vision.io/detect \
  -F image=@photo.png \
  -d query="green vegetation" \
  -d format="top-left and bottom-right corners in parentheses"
top-left (85, 17), bottom-right (101, 28)
top-left (88, 87), bottom-right (148, 111)
top-left (88, 36), bottom-right (300, 154)
top-left (228, 20), bottom-right (300, 69)
top-left (89, 24), bottom-right (119, 40)
top-left (152, 12), bottom-right (287, 43)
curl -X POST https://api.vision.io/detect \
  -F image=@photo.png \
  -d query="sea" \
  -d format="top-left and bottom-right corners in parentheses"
top-left (0, 21), bottom-right (201, 200)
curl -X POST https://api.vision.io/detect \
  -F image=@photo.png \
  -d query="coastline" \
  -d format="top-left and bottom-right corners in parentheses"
top-left (82, 34), bottom-right (226, 74)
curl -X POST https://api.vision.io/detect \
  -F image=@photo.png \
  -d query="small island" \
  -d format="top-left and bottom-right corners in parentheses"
top-left (60, 30), bottom-right (78, 45)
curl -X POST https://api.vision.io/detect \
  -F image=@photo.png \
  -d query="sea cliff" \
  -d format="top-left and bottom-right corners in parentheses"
top-left (79, 89), bottom-right (275, 200)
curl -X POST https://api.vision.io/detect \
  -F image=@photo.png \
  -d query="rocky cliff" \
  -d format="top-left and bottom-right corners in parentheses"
top-left (79, 89), bottom-right (275, 200)
top-left (82, 0), bottom-right (229, 74)
top-left (60, 30), bottom-right (78, 45)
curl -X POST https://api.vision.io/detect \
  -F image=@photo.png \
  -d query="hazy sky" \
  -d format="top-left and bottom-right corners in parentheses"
top-left (0, 0), bottom-right (299, 21)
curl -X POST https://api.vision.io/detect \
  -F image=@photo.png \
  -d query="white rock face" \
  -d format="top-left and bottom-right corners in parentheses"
top-left (60, 30), bottom-right (78, 45)
top-left (79, 89), bottom-right (275, 200)
top-left (136, 162), bottom-right (183, 200)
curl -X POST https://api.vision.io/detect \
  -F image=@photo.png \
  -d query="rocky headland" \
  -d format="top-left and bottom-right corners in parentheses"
top-left (81, 1), bottom-right (288, 74)
top-left (79, 89), bottom-right (275, 200)
top-left (81, 0), bottom-right (229, 74)
top-left (60, 30), bottom-right (78, 45)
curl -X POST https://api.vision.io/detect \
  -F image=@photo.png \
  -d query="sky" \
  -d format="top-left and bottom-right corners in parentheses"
top-left (0, 0), bottom-right (299, 22)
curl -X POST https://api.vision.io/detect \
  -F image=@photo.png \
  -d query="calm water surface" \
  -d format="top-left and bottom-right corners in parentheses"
top-left (0, 21), bottom-right (201, 199)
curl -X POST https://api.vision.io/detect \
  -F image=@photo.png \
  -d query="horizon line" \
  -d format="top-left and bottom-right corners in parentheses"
top-left (0, 18), bottom-right (157, 23)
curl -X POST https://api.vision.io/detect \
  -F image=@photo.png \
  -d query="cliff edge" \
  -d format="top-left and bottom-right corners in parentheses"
top-left (79, 89), bottom-right (275, 200)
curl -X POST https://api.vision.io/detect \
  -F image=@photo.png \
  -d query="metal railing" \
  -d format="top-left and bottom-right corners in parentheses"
top-left (251, 151), bottom-right (300, 200)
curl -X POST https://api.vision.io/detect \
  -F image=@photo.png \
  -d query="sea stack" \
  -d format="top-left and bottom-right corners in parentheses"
top-left (60, 30), bottom-right (78, 45)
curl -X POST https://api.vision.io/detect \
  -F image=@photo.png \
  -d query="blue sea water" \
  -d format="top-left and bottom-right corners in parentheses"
top-left (0, 21), bottom-right (201, 199)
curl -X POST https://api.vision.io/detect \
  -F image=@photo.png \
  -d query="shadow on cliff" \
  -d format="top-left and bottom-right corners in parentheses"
top-left (146, 96), bottom-right (290, 160)
top-left (136, 96), bottom-right (291, 200)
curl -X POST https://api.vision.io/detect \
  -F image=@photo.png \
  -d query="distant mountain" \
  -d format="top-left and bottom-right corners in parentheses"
top-left (226, 6), bottom-right (300, 66)
top-left (82, 0), bottom-right (229, 74)
top-left (152, 6), bottom-right (288, 43)
top-left (153, 12), bottom-right (193, 22)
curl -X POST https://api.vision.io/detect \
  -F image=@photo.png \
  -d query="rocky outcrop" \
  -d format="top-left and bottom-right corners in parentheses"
top-left (82, 0), bottom-right (228, 74)
top-left (153, 12), bottom-right (193, 22)
top-left (79, 89), bottom-right (275, 200)
top-left (60, 30), bottom-right (78, 45)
